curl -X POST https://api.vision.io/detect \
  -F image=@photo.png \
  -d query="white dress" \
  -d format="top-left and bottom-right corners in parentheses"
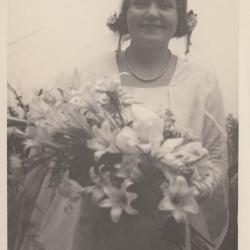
top-left (15, 51), bottom-right (228, 250)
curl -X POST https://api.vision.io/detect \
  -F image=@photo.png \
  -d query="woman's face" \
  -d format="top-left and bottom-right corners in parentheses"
top-left (127, 0), bottom-right (178, 47)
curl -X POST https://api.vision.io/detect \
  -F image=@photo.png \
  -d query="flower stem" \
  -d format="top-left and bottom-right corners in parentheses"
top-left (185, 216), bottom-right (191, 250)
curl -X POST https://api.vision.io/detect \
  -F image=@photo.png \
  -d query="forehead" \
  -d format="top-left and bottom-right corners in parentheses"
top-left (128, 0), bottom-right (178, 7)
top-left (129, 0), bottom-right (177, 3)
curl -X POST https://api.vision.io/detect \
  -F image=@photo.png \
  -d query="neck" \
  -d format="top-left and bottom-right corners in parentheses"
top-left (128, 42), bottom-right (170, 67)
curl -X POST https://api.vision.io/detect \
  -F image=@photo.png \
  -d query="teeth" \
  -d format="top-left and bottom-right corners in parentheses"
top-left (143, 24), bottom-right (161, 27)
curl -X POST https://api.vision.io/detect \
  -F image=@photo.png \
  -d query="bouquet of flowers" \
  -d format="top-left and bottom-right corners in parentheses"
top-left (9, 75), bottom-right (221, 250)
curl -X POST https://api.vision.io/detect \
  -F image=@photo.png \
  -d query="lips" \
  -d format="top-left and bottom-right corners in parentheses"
top-left (140, 23), bottom-right (164, 28)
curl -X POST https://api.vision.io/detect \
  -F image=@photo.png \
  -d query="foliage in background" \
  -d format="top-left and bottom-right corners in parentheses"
top-left (220, 114), bottom-right (238, 250)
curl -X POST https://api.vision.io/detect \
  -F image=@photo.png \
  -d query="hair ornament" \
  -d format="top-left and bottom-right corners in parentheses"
top-left (107, 12), bottom-right (125, 52)
top-left (185, 10), bottom-right (198, 55)
top-left (106, 12), bottom-right (120, 33)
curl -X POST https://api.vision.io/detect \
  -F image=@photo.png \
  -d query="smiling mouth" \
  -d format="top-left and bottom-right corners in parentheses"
top-left (140, 24), bottom-right (164, 30)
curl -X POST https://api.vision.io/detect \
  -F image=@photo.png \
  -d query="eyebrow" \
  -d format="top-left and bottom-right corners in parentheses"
top-left (131, 0), bottom-right (176, 5)
top-left (132, 0), bottom-right (175, 2)
top-left (159, 0), bottom-right (175, 3)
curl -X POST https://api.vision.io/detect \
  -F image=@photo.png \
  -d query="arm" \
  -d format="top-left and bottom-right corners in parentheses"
top-left (195, 75), bottom-right (228, 199)
top-left (197, 75), bottom-right (229, 243)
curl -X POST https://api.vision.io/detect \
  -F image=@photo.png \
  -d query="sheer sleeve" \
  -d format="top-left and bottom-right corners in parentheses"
top-left (199, 74), bottom-right (228, 196)
top-left (199, 73), bottom-right (229, 246)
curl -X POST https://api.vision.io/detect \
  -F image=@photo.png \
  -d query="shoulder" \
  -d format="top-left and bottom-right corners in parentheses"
top-left (53, 52), bottom-right (117, 91)
top-left (76, 51), bottom-right (117, 81)
top-left (173, 56), bottom-right (219, 93)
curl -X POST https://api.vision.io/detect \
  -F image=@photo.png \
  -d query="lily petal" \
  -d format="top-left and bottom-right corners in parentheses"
top-left (87, 139), bottom-right (106, 151)
top-left (121, 179), bottom-right (133, 191)
top-left (174, 176), bottom-right (189, 194)
top-left (158, 197), bottom-right (176, 211)
top-left (98, 199), bottom-right (114, 208)
top-left (81, 186), bottom-right (95, 193)
top-left (94, 150), bottom-right (106, 161)
top-left (89, 167), bottom-right (101, 184)
top-left (92, 188), bottom-right (105, 203)
top-left (182, 201), bottom-right (199, 214)
top-left (130, 166), bottom-right (143, 181)
top-left (99, 121), bottom-right (114, 142)
top-left (125, 206), bottom-right (138, 215)
top-left (161, 154), bottom-right (184, 169)
top-left (111, 206), bottom-right (123, 223)
top-left (126, 192), bottom-right (138, 204)
top-left (159, 138), bottom-right (184, 154)
top-left (172, 209), bottom-right (187, 223)
top-left (103, 185), bottom-right (120, 198)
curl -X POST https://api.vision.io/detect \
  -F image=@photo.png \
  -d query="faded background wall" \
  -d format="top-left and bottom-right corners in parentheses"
top-left (7, 0), bottom-right (238, 116)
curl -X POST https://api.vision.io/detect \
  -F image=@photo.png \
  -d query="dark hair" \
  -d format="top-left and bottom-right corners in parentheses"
top-left (114, 0), bottom-right (188, 38)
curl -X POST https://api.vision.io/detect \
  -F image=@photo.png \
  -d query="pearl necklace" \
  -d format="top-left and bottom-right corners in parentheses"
top-left (124, 49), bottom-right (172, 83)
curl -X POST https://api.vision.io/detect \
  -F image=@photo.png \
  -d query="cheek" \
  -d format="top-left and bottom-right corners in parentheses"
top-left (126, 9), bottom-right (142, 32)
top-left (163, 12), bottom-right (178, 34)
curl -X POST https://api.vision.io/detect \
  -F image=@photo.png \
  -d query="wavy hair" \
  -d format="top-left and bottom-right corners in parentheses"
top-left (113, 0), bottom-right (188, 38)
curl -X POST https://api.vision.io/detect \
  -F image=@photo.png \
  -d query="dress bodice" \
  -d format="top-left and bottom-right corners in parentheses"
top-left (76, 51), bottom-right (229, 246)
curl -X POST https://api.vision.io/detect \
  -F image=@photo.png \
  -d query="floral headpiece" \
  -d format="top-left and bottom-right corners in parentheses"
top-left (185, 10), bottom-right (198, 55)
top-left (107, 9), bottom-right (198, 55)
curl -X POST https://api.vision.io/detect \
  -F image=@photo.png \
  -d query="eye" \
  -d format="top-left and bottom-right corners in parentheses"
top-left (158, 0), bottom-right (175, 10)
top-left (131, 0), bottom-right (149, 8)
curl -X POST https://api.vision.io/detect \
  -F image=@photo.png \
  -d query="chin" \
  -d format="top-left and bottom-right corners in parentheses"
top-left (138, 35), bottom-right (170, 47)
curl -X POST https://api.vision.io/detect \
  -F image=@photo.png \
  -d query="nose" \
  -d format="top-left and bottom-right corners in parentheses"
top-left (145, 3), bottom-right (160, 18)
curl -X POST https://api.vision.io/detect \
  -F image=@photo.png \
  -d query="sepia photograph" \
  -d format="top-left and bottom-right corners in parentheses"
top-left (6, 0), bottom-right (239, 249)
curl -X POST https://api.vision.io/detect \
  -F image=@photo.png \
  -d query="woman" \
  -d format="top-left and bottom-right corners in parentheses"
top-left (72, 0), bottom-right (228, 249)
top-left (15, 0), bottom-right (228, 250)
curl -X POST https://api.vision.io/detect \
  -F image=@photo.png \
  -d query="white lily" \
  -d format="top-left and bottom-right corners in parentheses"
top-left (115, 126), bottom-right (141, 154)
top-left (87, 121), bottom-right (120, 160)
top-left (98, 180), bottom-right (138, 223)
top-left (159, 176), bottom-right (199, 223)
top-left (172, 141), bottom-right (209, 164)
top-left (115, 155), bottom-right (143, 182)
top-left (157, 137), bottom-right (208, 170)
top-left (156, 138), bottom-right (185, 169)
top-left (82, 166), bottom-right (111, 203)
top-left (129, 104), bottom-right (164, 146)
